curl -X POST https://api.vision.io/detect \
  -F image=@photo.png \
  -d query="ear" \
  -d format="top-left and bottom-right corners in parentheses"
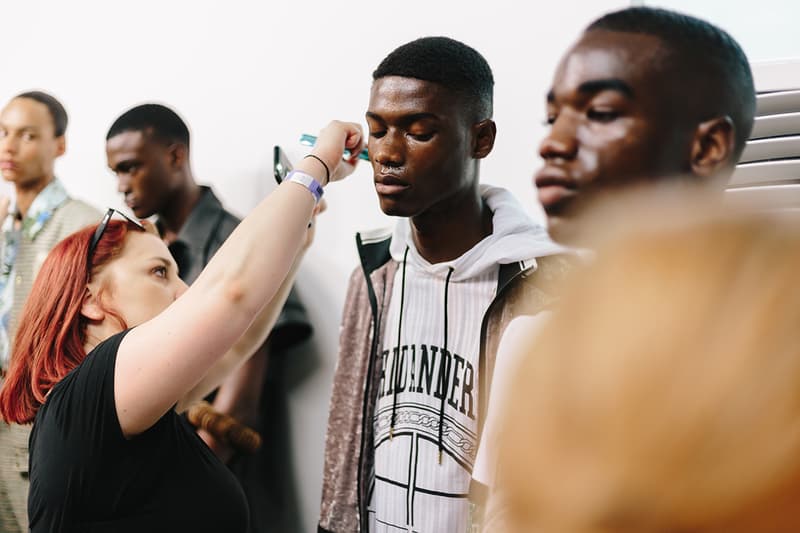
top-left (55, 135), bottom-right (66, 158)
top-left (80, 287), bottom-right (106, 322)
top-left (689, 116), bottom-right (736, 178)
top-left (472, 119), bottom-right (497, 160)
top-left (167, 143), bottom-right (189, 170)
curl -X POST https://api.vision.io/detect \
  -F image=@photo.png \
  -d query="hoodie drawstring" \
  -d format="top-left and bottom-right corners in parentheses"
top-left (438, 266), bottom-right (455, 464)
top-left (389, 246), bottom-right (410, 439)
top-left (389, 250), bottom-right (455, 466)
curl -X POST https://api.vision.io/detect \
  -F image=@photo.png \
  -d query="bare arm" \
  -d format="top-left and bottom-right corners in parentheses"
top-left (176, 198), bottom-right (323, 413)
top-left (173, 250), bottom-right (301, 414)
top-left (114, 121), bottom-right (363, 438)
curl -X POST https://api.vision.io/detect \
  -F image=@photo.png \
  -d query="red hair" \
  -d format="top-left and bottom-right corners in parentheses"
top-left (0, 220), bottom-right (140, 424)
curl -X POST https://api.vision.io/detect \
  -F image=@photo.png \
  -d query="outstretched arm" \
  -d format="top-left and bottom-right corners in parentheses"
top-left (114, 121), bottom-right (363, 438)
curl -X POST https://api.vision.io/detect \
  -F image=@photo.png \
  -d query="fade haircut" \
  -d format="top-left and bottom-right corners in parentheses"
top-left (106, 103), bottom-right (191, 148)
top-left (15, 91), bottom-right (68, 137)
top-left (373, 36), bottom-right (494, 120)
top-left (587, 7), bottom-right (756, 160)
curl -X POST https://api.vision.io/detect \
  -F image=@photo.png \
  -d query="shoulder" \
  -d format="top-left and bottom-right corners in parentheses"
top-left (217, 205), bottom-right (241, 228)
top-left (50, 330), bottom-right (130, 397)
top-left (204, 191), bottom-right (240, 239)
top-left (500, 253), bottom-right (579, 317)
top-left (53, 199), bottom-right (102, 233)
top-left (40, 330), bottom-right (131, 434)
top-left (530, 253), bottom-right (580, 283)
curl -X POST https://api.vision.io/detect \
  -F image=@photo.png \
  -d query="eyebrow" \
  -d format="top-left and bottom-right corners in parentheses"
top-left (547, 78), bottom-right (635, 102)
top-left (365, 111), bottom-right (440, 124)
top-left (150, 256), bottom-right (179, 271)
top-left (110, 157), bottom-right (139, 171)
top-left (0, 124), bottom-right (41, 133)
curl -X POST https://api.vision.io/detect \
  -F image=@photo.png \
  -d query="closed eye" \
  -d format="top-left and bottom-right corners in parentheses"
top-left (587, 109), bottom-right (620, 123)
top-left (115, 161), bottom-right (140, 174)
top-left (409, 132), bottom-right (434, 141)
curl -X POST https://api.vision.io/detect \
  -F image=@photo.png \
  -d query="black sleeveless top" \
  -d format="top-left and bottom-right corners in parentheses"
top-left (28, 330), bottom-right (248, 532)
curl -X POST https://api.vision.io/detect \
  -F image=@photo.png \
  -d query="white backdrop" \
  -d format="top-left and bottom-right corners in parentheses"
top-left (3, 0), bottom-right (794, 528)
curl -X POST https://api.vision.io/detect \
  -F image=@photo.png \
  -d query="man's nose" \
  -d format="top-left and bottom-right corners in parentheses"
top-left (371, 131), bottom-right (405, 168)
top-left (116, 174), bottom-right (131, 194)
top-left (539, 114), bottom-right (579, 162)
top-left (0, 136), bottom-right (18, 155)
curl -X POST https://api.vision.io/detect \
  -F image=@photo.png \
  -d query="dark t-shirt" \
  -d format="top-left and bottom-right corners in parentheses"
top-left (28, 330), bottom-right (249, 532)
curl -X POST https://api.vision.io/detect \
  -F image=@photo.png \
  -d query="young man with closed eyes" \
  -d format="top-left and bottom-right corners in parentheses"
top-left (318, 36), bottom-right (566, 533)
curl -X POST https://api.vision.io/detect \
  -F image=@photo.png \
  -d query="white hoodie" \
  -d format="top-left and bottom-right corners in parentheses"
top-left (367, 185), bottom-right (563, 533)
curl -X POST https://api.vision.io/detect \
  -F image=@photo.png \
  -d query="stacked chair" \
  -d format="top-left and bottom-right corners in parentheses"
top-left (727, 59), bottom-right (800, 213)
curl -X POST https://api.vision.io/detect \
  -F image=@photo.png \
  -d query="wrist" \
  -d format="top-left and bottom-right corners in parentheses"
top-left (285, 170), bottom-right (324, 203)
top-left (302, 154), bottom-right (331, 186)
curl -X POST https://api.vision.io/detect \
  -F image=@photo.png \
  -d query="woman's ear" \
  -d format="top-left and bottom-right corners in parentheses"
top-left (81, 287), bottom-right (105, 322)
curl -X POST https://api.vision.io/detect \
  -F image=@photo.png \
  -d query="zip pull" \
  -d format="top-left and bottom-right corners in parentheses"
top-left (438, 449), bottom-right (443, 465)
top-left (389, 427), bottom-right (394, 440)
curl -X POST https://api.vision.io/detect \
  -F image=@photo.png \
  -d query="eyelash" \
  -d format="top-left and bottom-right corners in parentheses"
top-left (367, 131), bottom-right (435, 141)
top-left (152, 266), bottom-right (168, 278)
top-left (587, 109), bottom-right (620, 122)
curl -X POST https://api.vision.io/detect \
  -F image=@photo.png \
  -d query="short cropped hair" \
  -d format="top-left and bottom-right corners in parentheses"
top-left (15, 91), bottom-right (68, 137)
top-left (106, 103), bottom-right (191, 148)
top-left (373, 36), bottom-right (494, 120)
top-left (587, 7), bottom-right (755, 159)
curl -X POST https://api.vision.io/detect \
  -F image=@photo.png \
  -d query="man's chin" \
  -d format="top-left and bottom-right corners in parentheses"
top-left (130, 206), bottom-right (155, 220)
top-left (378, 197), bottom-right (416, 218)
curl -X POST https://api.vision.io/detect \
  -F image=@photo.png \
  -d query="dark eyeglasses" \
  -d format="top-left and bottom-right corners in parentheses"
top-left (87, 208), bottom-right (146, 269)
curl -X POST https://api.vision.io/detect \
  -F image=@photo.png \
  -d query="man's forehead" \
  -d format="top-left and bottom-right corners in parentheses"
top-left (552, 30), bottom-right (665, 94)
top-left (106, 129), bottom-right (150, 153)
top-left (0, 98), bottom-right (53, 130)
top-left (369, 76), bottom-right (454, 113)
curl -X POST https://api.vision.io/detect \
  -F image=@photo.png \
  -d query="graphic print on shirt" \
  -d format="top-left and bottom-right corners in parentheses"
top-left (368, 265), bottom-right (497, 533)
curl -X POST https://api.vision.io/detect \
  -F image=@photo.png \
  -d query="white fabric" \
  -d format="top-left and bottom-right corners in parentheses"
top-left (389, 184), bottom-right (565, 281)
top-left (471, 313), bottom-right (550, 487)
top-left (368, 185), bottom-right (557, 532)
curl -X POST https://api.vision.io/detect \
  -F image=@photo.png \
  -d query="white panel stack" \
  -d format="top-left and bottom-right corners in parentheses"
top-left (727, 60), bottom-right (800, 212)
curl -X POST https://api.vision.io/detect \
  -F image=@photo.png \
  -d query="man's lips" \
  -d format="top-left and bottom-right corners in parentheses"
top-left (0, 161), bottom-right (17, 171)
top-left (534, 169), bottom-right (579, 213)
top-left (375, 175), bottom-right (409, 195)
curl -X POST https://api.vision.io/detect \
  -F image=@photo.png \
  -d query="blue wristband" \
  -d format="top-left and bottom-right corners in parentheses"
top-left (286, 170), bottom-right (324, 203)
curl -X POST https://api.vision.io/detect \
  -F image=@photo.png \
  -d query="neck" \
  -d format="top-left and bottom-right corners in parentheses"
top-left (409, 187), bottom-right (493, 264)
top-left (158, 175), bottom-right (202, 243)
top-left (15, 175), bottom-right (54, 218)
top-left (83, 321), bottom-right (123, 355)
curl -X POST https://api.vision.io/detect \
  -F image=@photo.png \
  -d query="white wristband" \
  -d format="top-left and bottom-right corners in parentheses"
top-left (286, 171), bottom-right (324, 203)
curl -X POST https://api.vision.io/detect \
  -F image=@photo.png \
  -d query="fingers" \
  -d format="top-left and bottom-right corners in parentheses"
top-left (311, 121), bottom-right (364, 183)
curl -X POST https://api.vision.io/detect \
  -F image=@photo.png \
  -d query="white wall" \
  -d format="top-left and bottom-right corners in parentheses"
top-left (7, 0), bottom-right (794, 529)
top-left (643, 0), bottom-right (800, 63)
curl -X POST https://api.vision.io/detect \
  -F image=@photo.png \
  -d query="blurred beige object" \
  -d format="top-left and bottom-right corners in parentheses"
top-left (496, 194), bottom-right (800, 533)
top-left (186, 401), bottom-right (262, 454)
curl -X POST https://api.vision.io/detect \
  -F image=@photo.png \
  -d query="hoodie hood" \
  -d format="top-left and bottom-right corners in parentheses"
top-left (389, 184), bottom-right (565, 281)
